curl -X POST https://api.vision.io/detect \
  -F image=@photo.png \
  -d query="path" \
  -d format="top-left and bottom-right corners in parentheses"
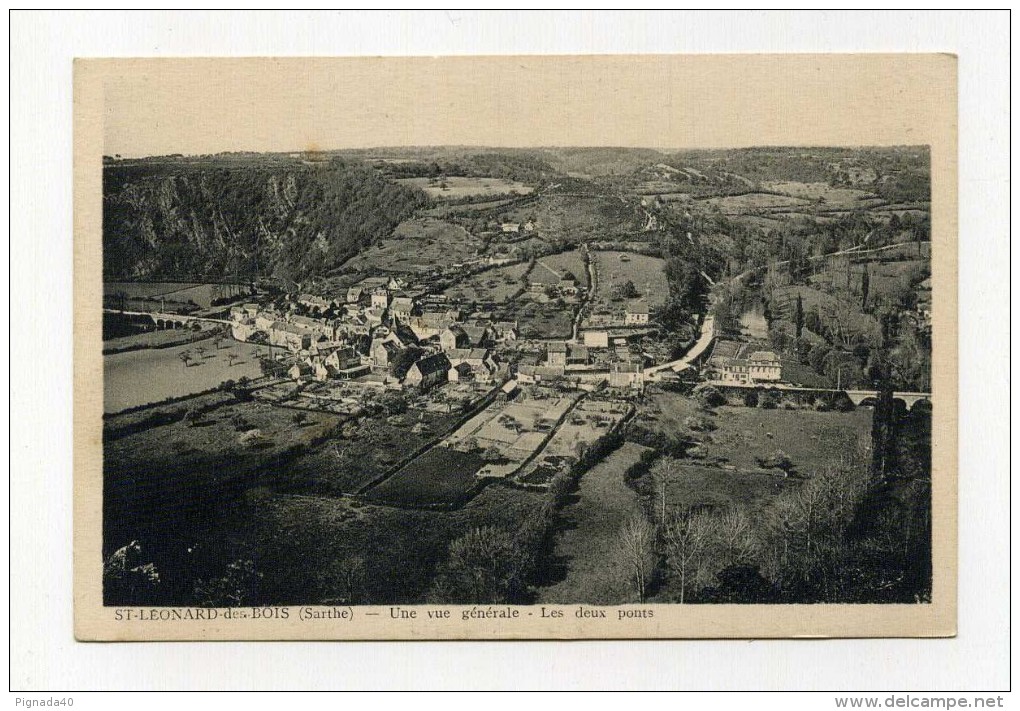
top-left (537, 441), bottom-right (649, 604)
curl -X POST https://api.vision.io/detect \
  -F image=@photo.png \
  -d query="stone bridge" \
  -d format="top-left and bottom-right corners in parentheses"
top-left (845, 390), bottom-right (933, 409)
top-left (104, 309), bottom-right (231, 330)
top-left (705, 382), bottom-right (933, 411)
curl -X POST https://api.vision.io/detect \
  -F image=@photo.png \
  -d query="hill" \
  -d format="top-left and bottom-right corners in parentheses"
top-left (102, 157), bottom-right (428, 283)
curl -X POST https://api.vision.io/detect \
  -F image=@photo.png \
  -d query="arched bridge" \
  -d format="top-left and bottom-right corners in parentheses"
top-left (104, 308), bottom-right (231, 330)
top-left (845, 390), bottom-right (933, 409)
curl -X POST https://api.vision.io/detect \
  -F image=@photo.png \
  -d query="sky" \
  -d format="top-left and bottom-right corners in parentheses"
top-left (94, 54), bottom-right (953, 158)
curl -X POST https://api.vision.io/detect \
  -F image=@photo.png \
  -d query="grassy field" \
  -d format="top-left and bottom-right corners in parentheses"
top-left (442, 262), bottom-right (529, 304)
top-left (396, 176), bottom-right (533, 200)
top-left (104, 338), bottom-right (264, 413)
top-left (497, 195), bottom-right (642, 244)
top-left (590, 250), bottom-right (668, 315)
top-left (533, 250), bottom-right (588, 287)
top-left (364, 446), bottom-right (483, 506)
top-left (104, 281), bottom-right (204, 299)
top-left (103, 323), bottom-right (220, 353)
top-left (639, 391), bottom-right (872, 475)
top-left (537, 442), bottom-right (649, 604)
top-left (343, 218), bottom-right (483, 274)
top-left (698, 192), bottom-right (810, 213)
top-left (761, 181), bottom-right (880, 209)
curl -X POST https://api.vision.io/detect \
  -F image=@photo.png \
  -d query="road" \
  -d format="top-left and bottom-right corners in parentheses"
top-left (645, 315), bottom-right (716, 376)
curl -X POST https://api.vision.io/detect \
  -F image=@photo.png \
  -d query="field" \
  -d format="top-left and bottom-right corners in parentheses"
top-left (537, 442), bottom-right (649, 604)
top-left (102, 397), bottom-right (342, 601)
top-left (698, 192), bottom-right (811, 213)
top-left (441, 262), bottom-right (529, 304)
top-left (638, 392), bottom-right (873, 475)
top-left (278, 415), bottom-right (436, 496)
top-left (444, 391), bottom-right (578, 478)
top-left (104, 281), bottom-right (204, 299)
top-left (515, 299), bottom-right (575, 339)
top-left (496, 194), bottom-right (642, 245)
top-left (363, 446), bottom-right (483, 506)
top-left (343, 218), bottom-right (483, 274)
top-left (761, 181), bottom-right (881, 209)
top-left (809, 258), bottom-right (928, 302)
top-left (532, 250), bottom-right (588, 287)
top-left (396, 176), bottom-right (534, 200)
top-left (518, 399), bottom-right (629, 484)
top-left (103, 322), bottom-right (221, 354)
top-left (104, 282), bottom-right (243, 309)
top-left (104, 338), bottom-right (265, 413)
top-left (231, 483), bottom-right (548, 605)
top-left (592, 251), bottom-right (667, 305)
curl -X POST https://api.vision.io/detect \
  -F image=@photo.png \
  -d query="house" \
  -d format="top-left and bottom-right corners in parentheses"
top-left (229, 305), bottom-right (247, 322)
top-left (719, 358), bottom-right (751, 384)
top-left (268, 321), bottom-right (313, 351)
top-left (288, 362), bottom-right (313, 381)
top-left (546, 341), bottom-right (568, 367)
top-left (345, 286), bottom-right (364, 304)
top-left (448, 362), bottom-right (474, 382)
top-left (582, 330), bottom-right (609, 349)
top-left (501, 222), bottom-right (521, 234)
top-left (390, 296), bottom-right (415, 322)
top-left (231, 321), bottom-right (256, 342)
top-left (498, 379), bottom-right (519, 402)
top-left (460, 325), bottom-right (490, 348)
top-left (370, 288), bottom-right (390, 310)
top-left (747, 351), bottom-right (782, 382)
top-left (625, 301), bottom-right (651, 325)
top-left (297, 294), bottom-right (334, 312)
top-left (325, 346), bottom-right (362, 371)
top-left (255, 313), bottom-right (278, 332)
top-left (567, 344), bottom-right (589, 366)
top-left (447, 348), bottom-right (496, 380)
top-left (492, 321), bottom-right (519, 342)
top-left (370, 338), bottom-right (402, 369)
top-left (404, 353), bottom-right (451, 391)
top-left (364, 306), bottom-right (387, 327)
top-left (440, 325), bottom-right (469, 351)
top-left (290, 315), bottom-right (335, 340)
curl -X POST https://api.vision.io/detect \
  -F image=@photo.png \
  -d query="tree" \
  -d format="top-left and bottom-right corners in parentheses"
top-left (193, 558), bottom-right (263, 607)
top-left (428, 526), bottom-right (533, 604)
top-left (617, 515), bottom-right (656, 603)
top-left (661, 510), bottom-right (715, 603)
top-left (179, 351), bottom-right (192, 368)
top-left (794, 293), bottom-right (804, 339)
top-left (615, 279), bottom-right (640, 299)
top-left (292, 412), bottom-right (308, 427)
top-left (860, 265), bottom-right (871, 310)
top-left (227, 353), bottom-right (237, 367)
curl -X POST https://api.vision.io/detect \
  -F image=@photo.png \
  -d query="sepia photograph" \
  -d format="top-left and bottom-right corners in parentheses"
top-left (72, 54), bottom-right (958, 641)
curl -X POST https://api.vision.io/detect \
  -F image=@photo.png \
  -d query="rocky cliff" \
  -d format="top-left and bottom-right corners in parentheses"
top-left (103, 158), bottom-right (428, 283)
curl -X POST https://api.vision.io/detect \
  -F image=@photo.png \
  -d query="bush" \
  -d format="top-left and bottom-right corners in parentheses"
top-left (756, 450), bottom-right (793, 472)
top-left (683, 414), bottom-right (717, 433)
top-left (696, 385), bottom-right (726, 408)
top-left (759, 390), bottom-right (780, 409)
top-left (743, 390), bottom-right (759, 407)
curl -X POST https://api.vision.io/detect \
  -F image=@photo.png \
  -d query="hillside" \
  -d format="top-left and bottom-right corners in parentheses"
top-left (102, 158), bottom-right (428, 283)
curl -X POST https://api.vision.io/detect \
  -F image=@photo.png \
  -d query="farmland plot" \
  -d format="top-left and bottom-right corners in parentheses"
top-left (396, 176), bottom-right (533, 200)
